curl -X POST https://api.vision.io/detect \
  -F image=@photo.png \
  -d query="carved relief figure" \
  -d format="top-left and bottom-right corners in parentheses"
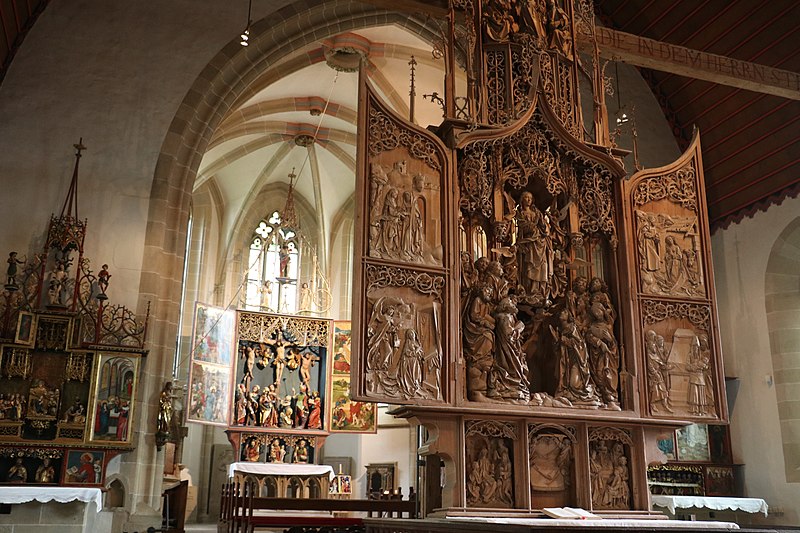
top-left (397, 328), bottom-right (424, 399)
top-left (268, 438), bottom-right (286, 463)
top-left (590, 439), bottom-right (630, 510)
top-left (553, 309), bottom-right (600, 407)
top-left (365, 296), bottom-right (401, 386)
top-left (645, 330), bottom-right (673, 413)
top-left (635, 211), bottom-right (704, 298)
top-left (7, 458), bottom-right (27, 482)
top-left (516, 191), bottom-right (552, 301)
top-left (687, 335), bottom-right (710, 416)
top-left (464, 285), bottom-right (496, 401)
top-left (586, 301), bottom-right (619, 408)
top-left (35, 458), bottom-right (55, 483)
top-left (466, 438), bottom-right (514, 508)
top-left (488, 298), bottom-right (530, 403)
top-left (529, 434), bottom-right (572, 492)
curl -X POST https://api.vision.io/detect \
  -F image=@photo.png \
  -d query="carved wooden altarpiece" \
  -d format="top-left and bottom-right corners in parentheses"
top-left (350, 0), bottom-right (727, 517)
top-left (224, 311), bottom-right (331, 470)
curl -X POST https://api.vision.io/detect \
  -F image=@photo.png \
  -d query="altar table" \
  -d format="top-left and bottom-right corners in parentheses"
top-left (0, 486), bottom-right (103, 512)
top-left (651, 495), bottom-right (768, 517)
top-left (228, 462), bottom-right (334, 498)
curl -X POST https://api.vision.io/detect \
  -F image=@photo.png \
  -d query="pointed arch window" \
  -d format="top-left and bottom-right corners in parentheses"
top-left (244, 211), bottom-right (300, 312)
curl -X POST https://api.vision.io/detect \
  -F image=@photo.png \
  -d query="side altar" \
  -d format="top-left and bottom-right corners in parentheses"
top-left (0, 143), bottom-right (148, 492)
top-left (349, 0), bottom-right (728, 517)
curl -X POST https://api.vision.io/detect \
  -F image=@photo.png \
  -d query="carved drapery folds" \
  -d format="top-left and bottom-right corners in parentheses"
top-left (626, 132), bottom-right (724, 421)
top-left (528, 424), bottom-right (575, 500)
top-left (589, 427), bottom-right (632, 511)
top-left (465, 420), bottom-right (516, 508)
top-left (641, 299), bottom-right (715, 418)
top-left (353, 85), bottom-right (450, 405)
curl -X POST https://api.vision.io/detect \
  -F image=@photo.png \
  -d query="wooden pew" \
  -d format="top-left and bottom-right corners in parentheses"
top-left (220, 481), bottom-right (417, 533)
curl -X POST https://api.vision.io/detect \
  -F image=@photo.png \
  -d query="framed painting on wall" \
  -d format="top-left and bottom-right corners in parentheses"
top-left (187, 302), bottom-right (235, 426)
top-left (87, 353), bottom-right (140, 445)
top-left (328, 375), bottom-right (377, 434)
top-left (676, 423), bottom-right (710, 462)
top-left (14, 311), bottom-right (35, 346)
top-left (62, 449), bottom-right (105, 486)
top-left (656, 431), bottom-right (676, 461)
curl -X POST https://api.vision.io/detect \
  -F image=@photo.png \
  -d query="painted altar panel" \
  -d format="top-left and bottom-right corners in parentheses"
top-left (87, 353), bottom-right (140, 445)
top-left (230, 311), bottom-right (330, 433)
top-left (187, 302), bottom-right (235, 426)
top-left (329, 321), bottom-right (377, 433)
top-left (351, 75), bottom-right (453, 406)
top-left (624, 132), bottom-right (727, 422)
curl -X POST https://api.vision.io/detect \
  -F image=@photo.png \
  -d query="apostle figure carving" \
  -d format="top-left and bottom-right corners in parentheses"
top-left (590, 440), bottom-right (630, 510)
top-left (553, 309), bottom-right (600, 407)
top-left (466, 440), bottom-right (514, 508)
top-left (488, 298), bottom-right (530, 403)
top-left (463, 285), bottom-right (496, 402)
top-left (645, 330), bottom-right (673, 413)
top-left (586, 302), bottom-right (620, 408)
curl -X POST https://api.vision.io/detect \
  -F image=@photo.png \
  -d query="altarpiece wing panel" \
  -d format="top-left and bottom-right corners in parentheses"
top-left (351, 74), bottom-right (454, 406)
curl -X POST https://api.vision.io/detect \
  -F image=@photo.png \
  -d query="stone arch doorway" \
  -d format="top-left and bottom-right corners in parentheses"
top-left (765, 216), bottom-right (800, 482)
top-left (134, 0), bottom-right (443, 520)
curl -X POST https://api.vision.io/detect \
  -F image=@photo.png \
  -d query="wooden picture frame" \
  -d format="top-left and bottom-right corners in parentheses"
top-left (87, 353), bottom-right (140, 445)
top-left (14, 311), bottom-right (35, 346)
top-left (676, 423), bottom-right (710, 462)
top-left (62, 449), bottom-right (105, 486)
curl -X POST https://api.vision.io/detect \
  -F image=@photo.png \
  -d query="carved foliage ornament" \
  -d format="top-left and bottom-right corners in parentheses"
top-left (237, 312), bottom-right (330, 347)
top-left (365, 265), bottom-right (445, 301)
top-left (633, 161), bottom-right (697, 212)
top-left (368, 104), bottom-right (441, 172)
top-left (578, 168), bottom-right (617, 245)
top-left (641, 299), bottom-right (710, 331)
top-left (465, 420), bottom-right (517, 440)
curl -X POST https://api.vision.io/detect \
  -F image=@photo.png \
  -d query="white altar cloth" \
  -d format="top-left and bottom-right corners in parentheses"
top-left (447, 517), bottom-right (739, 529)
top-left (228, 462), bottom-right (335, 481)
top-left (0, 486), bottom-right (103, 512)
top-left (651, 496), bottom-right (768, 516)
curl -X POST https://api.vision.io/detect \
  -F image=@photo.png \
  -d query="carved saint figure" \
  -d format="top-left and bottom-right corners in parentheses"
top-left (554, 309), bottom-right (600, 406)
top-left (488, 298), bottom-right (530, 403)
top-left (48, 260), bottom-right (68, 305)
top-left (379, 187), bottom-right (401, 256)
top-left (687, 335), bottom-right (711, 416)
top-left (637, 213), bottom-right (661, 272)
top-left (366, 297), bottom-right (401, 380)
top-left (663, 236), bottom-right (685, 288)
top-left (645, 330), bottom-right (673, 413)
top-left (35, 458), bottom-right (55, 483)
top-left (590, 440), bottom-right (630, 509)
top-left (464, 285), bottom-right (496, 402)
top-left (278, 244), bottom-right (291, 278)
top-left (294, 439), bottom-right (310, 464)
top-left (157, 382), bottom-right (173, 437)
top-left (268, 438), bottom-right (286, 463)
top-left (398, 329), bottom-right (424, 399)
top-left (244, 438), bottom-right (261, 462)
top-left (7, 458), bottom-right (27, 482)
top-left (516, 191), bottom-right (552, 300)
top-left (97, 264), bottom-right (111, 296)
top-left (586, 302), bottom-right (620, 407)
top-left (307, 390), bottom-right (322, 430)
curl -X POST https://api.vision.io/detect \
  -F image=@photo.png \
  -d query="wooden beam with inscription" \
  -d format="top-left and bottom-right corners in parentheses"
top-left (578, 27), bottom-right (800, 101)
top-left (356, 0), bottom-right (449, 17)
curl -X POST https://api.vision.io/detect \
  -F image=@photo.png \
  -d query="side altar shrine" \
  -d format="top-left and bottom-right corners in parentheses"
top-left (0, 143), bottom-right (149, 497)
top-left (347, 0), bottom-right (731, 520)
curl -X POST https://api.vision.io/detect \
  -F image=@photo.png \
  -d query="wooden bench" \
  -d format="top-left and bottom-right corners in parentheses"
top-left (220, 481), bottom-right (416, 533)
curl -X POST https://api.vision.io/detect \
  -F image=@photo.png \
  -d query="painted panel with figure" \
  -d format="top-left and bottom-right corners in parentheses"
top-left (328, 375), bottom-right (377, 434)
top-left (88, 353), bottom-right (139, 444)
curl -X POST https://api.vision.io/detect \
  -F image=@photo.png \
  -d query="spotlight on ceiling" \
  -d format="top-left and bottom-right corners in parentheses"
top-left (240, 0), bottom-right (252, 47)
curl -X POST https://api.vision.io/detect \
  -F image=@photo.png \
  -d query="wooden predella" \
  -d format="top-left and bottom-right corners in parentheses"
top-left (349, 0), bottom-right (727, 516)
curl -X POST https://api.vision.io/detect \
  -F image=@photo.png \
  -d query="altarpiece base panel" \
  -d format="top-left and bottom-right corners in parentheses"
top-left (349, 0), bottom-right (728, 517)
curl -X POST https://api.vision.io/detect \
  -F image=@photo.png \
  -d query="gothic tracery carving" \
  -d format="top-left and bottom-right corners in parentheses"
top-left (633, 161), bottom-right (698, 211)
